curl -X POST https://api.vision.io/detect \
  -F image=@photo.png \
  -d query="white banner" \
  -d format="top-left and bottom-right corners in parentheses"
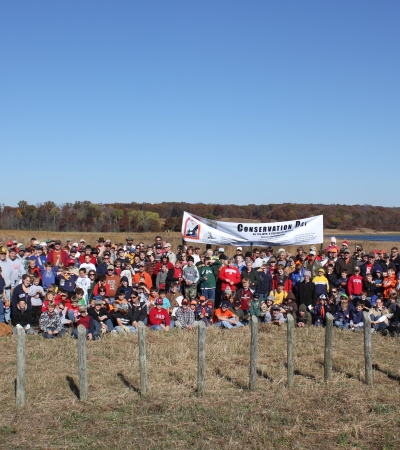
top-left (182, 211), bottom-right (323, 247)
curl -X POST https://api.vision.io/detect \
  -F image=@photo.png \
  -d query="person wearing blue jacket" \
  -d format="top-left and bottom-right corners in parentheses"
top-left (334, 295), bottom-right (351, 329)
top-left (40, 262), bottom-right (59, 290)
top-left (349, 303), bottom-right (364, 331)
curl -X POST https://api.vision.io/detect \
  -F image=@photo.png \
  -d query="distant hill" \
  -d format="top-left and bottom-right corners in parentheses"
top-left (1, 201), bottom-right (399, 232)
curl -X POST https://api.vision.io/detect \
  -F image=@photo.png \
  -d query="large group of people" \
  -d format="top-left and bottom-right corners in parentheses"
top-left (0, 234), bottom-right (400, 339)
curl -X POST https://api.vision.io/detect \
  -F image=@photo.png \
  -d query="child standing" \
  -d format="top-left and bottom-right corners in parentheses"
top-left (40, 262), bottom-right (59, 290)
top-left (28, 275), bottom-right (45, 326)
top-left (335, 270), bottom-right (349, 295)
top-left (76, 268), bottom-right (91, 304)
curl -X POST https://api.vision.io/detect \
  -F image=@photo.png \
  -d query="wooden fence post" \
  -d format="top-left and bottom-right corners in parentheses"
top-left (16, 327), bottom-right (26, 408)
top-left (363, 312), bottom-right (373, 385)
top-left (249, 315), bottom-right (258, 391)
top-left (324, 313), bottom-right (333, 382)
top-left (138, 322), bottom-right (148, 396)
top-left (287, 315), bottom-right (294, 388)
top-left (197, 321), bottom-right (206, 395)
top-left (77, 325), bottom-right (88, 401)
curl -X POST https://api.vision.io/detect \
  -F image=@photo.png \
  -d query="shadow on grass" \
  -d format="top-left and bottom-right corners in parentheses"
top-left (215, 368), bottom-right (248, 390)
top-left (372, 364), bottom-right (400, 383)
top-left (316, 361), bottom-right (357, 380)
top-left (66, 376), bottom-right (80, 399)
top-left (256, 368), bottom-right (273, 382)
top-left (117, 372), bottom-right (140, 394)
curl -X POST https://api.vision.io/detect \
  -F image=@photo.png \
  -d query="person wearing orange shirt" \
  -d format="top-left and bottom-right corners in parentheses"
top-left (132, 264), bottom-right (152, 289)
top-left (213, 301), bottom-right (244, 329)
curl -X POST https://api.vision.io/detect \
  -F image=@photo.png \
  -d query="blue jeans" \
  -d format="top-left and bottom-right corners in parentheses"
top-left (201, 289), bottom-right (215, 301)
top-left (149, 324), bottom-right (174, 330)
top-left (72, 327), bottom-right (99, 339)
top-left (42, 327), bottom-right (66, 338)
top-left (334, 319), bottom-right (349, 330)
top-left (0, 300), bottom-right (4, 323)
top-left (115, 325), bottom-right (136, 333)
top-left (93, 319), bottom-right (115, 332)
top-left (370, 314), bottom-right (388, 331)
top-left (214, 320), bottom-right (244, 329)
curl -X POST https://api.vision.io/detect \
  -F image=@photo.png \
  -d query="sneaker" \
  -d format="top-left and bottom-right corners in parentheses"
top-left (371, 328), bottom-right (376, 334)
top-left (111, 330), bottom-right (117, 335)
top-left (381, 329), bottom-right (389, 336)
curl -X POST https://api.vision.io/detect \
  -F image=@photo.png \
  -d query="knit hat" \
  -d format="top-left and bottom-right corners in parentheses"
top-left (330, 237), bottom-right (336, 243)
top-left (342, 240), bottom-right (349, 247)
top-left (224, 287), bottom-right (232, 294)
top-left (299, 304), bottom-right (307, 312)
top-left (304, 271), bottom-right (311, 277)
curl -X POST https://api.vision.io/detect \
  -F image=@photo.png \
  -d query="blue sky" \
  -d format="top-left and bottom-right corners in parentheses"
top-left (1, 0), bottom-right (399, 207)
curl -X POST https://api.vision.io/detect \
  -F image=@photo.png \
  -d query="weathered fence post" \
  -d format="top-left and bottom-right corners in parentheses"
top-left (324, 313), bottom-right (333, 382)
top-left (77, 325), bottom-right (88, 401)
top-left (138, 322), bottom-right (148, 396)
top-left (363, 311), bottom-right (373, 385)
top-left (287, 314), bottom-right (294, 388)
top-left (197, 321), bottom-right (206, 395)
top-left (249, 315), bottom-right (258, 391)
top-left (16, 327), bottom-right (26, 408)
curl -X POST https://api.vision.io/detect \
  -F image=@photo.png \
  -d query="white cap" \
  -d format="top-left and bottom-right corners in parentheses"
top-left (236, 247), bottom-right (242, 251)
top-left (40, 242), bottom-right (47, 247)
top-left (330, 237), bottom-right (336, 242)
top-left (72, 242), bottom-right (79, 247)
top-left (278, 248), bottom-right (285, 253)
top-left (218, 248), bottom-right (224, 252)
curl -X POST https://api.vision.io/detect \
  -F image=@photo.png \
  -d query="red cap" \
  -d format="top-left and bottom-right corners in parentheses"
top-left (182, 299), bottom-right (189, 305)
top-left (6, 241), bottom-right (13, 246)
top-left (155, 297), bottom-right (163, 305)
top-left (67, 259), bottom-right (76, 265)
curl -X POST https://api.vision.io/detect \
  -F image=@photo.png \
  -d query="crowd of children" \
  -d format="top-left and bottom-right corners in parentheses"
top-left (1, 235), bottom-right (400, 338)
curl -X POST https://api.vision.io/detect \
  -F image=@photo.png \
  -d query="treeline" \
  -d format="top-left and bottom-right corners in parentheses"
top-left (1, 201), bottom-right (399, 232)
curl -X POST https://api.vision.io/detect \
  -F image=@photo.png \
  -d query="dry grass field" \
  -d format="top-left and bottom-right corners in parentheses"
top-left (1, 326), bottom-right (400, 449)
top-left (1, 230), bottom-right (400, 258)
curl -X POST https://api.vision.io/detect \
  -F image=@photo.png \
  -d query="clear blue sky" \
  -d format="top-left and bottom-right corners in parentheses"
top-left (1, 0), bottom-right (399, 207)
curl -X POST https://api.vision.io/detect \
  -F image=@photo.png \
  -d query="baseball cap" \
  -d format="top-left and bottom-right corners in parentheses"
top-left (218, 248), bottom-right (224, 252)
top-left (310, 250), bottom-right (316, 256)
top-left (67, 259), bottom-right (76, 265)
top-left (107, 265), bottom-right (114, 270)
top-left (0, 247), bottom-right (6, 254)
top-left (181, 299), bottom-right (189, 306)
top-left (236, 247), bottom-right (242, 251)
top-left (221, 301), bottom-right (230, 308)
top-left (155, 298), bottom-right (163, 305)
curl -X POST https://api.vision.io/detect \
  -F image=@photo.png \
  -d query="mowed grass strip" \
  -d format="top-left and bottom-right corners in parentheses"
top-left (1, 327), bottom-right (400, 449)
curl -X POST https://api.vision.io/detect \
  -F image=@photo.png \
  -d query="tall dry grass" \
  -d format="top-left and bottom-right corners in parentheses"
top-left (0, 326), bottom-right (399, 448)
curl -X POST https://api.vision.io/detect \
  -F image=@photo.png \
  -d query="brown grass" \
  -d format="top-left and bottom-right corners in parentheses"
top-left (2, 229), bottom-right (400, 258)
top-left (1, 326), bottom-right (400, 449)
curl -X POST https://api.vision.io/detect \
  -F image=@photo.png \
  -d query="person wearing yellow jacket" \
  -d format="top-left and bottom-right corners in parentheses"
top-left (312, 268), bottom-right (330, 298)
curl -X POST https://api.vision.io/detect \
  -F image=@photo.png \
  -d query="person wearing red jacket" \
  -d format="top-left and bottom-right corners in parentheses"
top-left (347, 266), bottom-right (364, 300)
top-left (46, 240), bottom-right (69, 267)
top-left (218, 258), bottom-right (241, 292)
top-left (153, 256), bottom-right (174, 276)
top-left (148, 297), bottom-right (171, 331)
